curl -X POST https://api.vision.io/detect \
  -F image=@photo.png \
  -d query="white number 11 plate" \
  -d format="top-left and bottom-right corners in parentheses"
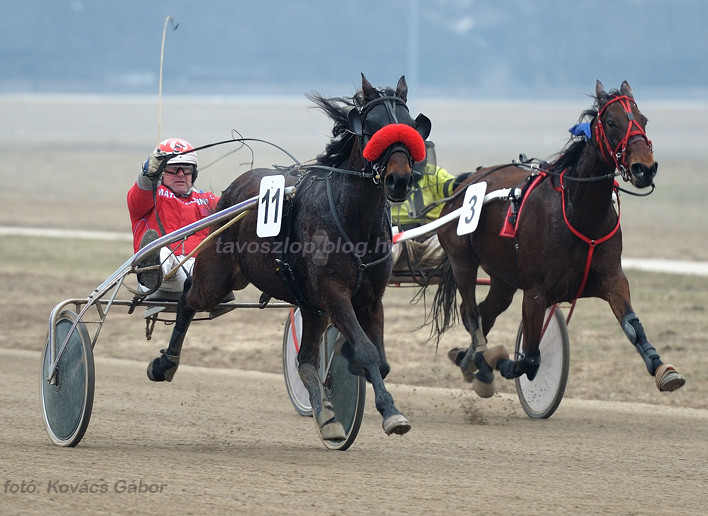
top-left (257, 175), bottom-right (285, 238)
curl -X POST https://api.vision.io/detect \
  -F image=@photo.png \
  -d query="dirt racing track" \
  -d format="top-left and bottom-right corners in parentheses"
top-left (3, 347), bottom-right (707, 515)
top-left (3, 97), bottom-right (708, 515)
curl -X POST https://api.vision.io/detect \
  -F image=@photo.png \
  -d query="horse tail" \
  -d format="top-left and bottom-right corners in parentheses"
top-left (427, 254), bottom-right (459, 344)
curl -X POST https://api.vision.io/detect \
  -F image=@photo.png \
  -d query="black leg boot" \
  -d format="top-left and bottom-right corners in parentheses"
top-left (147, 277), bottom-right (195, 382)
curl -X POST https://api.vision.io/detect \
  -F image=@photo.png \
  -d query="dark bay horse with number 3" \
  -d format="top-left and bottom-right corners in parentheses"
top-left (147, 75), bottom-right (432, 441)
top-left (431, 81), bottom-right (685, 398)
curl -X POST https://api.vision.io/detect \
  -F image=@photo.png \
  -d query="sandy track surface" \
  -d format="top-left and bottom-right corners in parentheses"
top-left (3, 96), bottom-right (707, 515)
top-left (5, 348), bottom-right (707, 515)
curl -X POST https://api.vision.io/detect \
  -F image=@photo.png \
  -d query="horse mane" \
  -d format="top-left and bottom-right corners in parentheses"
top-left (547, 131), bottom-right (589, 173)
top-left (307, 92), bottom-right (358, 167)
top-left (546, 87), bottom-right (625, 174)
top-left (307, 85), bottom-right (399, 167)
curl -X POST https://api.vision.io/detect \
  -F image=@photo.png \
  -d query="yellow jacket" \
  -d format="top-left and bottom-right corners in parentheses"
top-left (391, 164), bottom-right (456, 228)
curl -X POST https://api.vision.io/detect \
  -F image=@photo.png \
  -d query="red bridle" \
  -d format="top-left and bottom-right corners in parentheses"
top-left (594, 95), bottom-right (653, 181)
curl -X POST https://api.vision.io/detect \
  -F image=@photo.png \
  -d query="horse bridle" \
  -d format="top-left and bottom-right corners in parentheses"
top-left (594, 95), bottom-right (653, 182)
top-left (273, 94), bottom-right (416, 311)
top-left (359, 95), bottom-right (416, 179)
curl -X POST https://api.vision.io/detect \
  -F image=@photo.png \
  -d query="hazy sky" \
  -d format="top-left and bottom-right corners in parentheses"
top-left (2, 0), bottom-right (707, 100)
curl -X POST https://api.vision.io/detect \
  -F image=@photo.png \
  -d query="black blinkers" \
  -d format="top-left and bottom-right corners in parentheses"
top-left (348, 96), bottom-right (431, 144)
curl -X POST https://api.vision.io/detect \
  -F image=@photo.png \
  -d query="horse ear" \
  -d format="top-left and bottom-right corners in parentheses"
top-left (361, 73), bottom-right (376, 100)
top-left (595, 80), bottom-right (608, 103)
top-left (620, 80), bottom-right (634, 99)
top-left (347, 107), bottom-right (363, 136)
top-left (415, 113), bottom-right (431, 140)
top-left (396, 75), bottom-right (408, 103)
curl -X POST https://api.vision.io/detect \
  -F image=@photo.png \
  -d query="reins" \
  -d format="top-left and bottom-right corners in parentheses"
top-left (417, 163), bottom-right (519, 216)
top-left (147, 136), bottom-right (304, 254)
top-left (616, 183), bottom-right (655, 197)
top-left (296, 163), bottom-right (378, 180)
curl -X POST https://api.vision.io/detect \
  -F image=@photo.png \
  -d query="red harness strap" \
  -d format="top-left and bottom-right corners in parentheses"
top-left (499, 169), bottom-right (620, 324)
top-left (556, 169), bottom-right (621, 321)
top-left (500, 172), bottom-right (547, 238)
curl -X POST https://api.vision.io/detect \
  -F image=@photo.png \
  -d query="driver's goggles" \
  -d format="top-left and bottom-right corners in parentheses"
top-left (163, 164), bottom-right (196, 176)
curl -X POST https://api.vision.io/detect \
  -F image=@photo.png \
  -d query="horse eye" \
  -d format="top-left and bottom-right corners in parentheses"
top-left (606, 119), bottom-right (617, 129)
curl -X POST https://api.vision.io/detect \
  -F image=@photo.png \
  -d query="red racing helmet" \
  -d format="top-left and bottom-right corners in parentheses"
top-left (155, 138), bottom-right (199, 181)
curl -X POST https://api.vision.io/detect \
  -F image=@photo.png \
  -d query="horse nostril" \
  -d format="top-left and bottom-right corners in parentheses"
top-left (631, 163), bottom-right (648, 179)
top-left (384, 173), bottom-right (412, 191)
top-left (631, 162), bottom-right (658, 180)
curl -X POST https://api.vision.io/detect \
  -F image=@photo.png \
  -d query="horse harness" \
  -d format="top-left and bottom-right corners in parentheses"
top-left (264, 92), bottom-right (425, 315)
top-left (495, 95), bottom-right (650, 316)
top-left (268, 166), bottom-right (394, 316)
top-left (499, 164), bottom-right (622, 321)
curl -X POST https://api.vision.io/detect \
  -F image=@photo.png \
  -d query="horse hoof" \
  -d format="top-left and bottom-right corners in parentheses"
top-left (655, 364), bottom-right (686, 392)
top-left (472, 377), bottom-right (496, 398)
top-left (447, 347), bottom-right (466, 366)
top-left (383, 414), bottom-right (411, 436)
top-left (461, 368), bottom-right (476, 383)
top-left (460, 351), bottom-right (481, 383)
top-left (147, 349), bottom-right (180, 382)
top-left (319, 420), bottom-right (346, 441)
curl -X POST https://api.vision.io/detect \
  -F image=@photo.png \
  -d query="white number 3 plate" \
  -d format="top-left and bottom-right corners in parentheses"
top-left (456, 181), bottom-right (487, 236)
top-left (257, 175), bottom-right (285, 238)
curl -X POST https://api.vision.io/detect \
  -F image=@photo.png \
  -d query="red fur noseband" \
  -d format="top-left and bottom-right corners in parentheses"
top-left (362, 124), bottom-right (426, 163)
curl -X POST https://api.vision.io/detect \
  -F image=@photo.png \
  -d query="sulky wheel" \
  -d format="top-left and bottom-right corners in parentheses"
top-left (514, 306), bottom-right (570, 419)
top-left (316, 324), bottom-right (366, 451)
top-left (40, 310), bottom-right (95, 447)
top-left (282, 308), bottom-right (312, 416)
top-left (282, 308), bottom-right (366, 449)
